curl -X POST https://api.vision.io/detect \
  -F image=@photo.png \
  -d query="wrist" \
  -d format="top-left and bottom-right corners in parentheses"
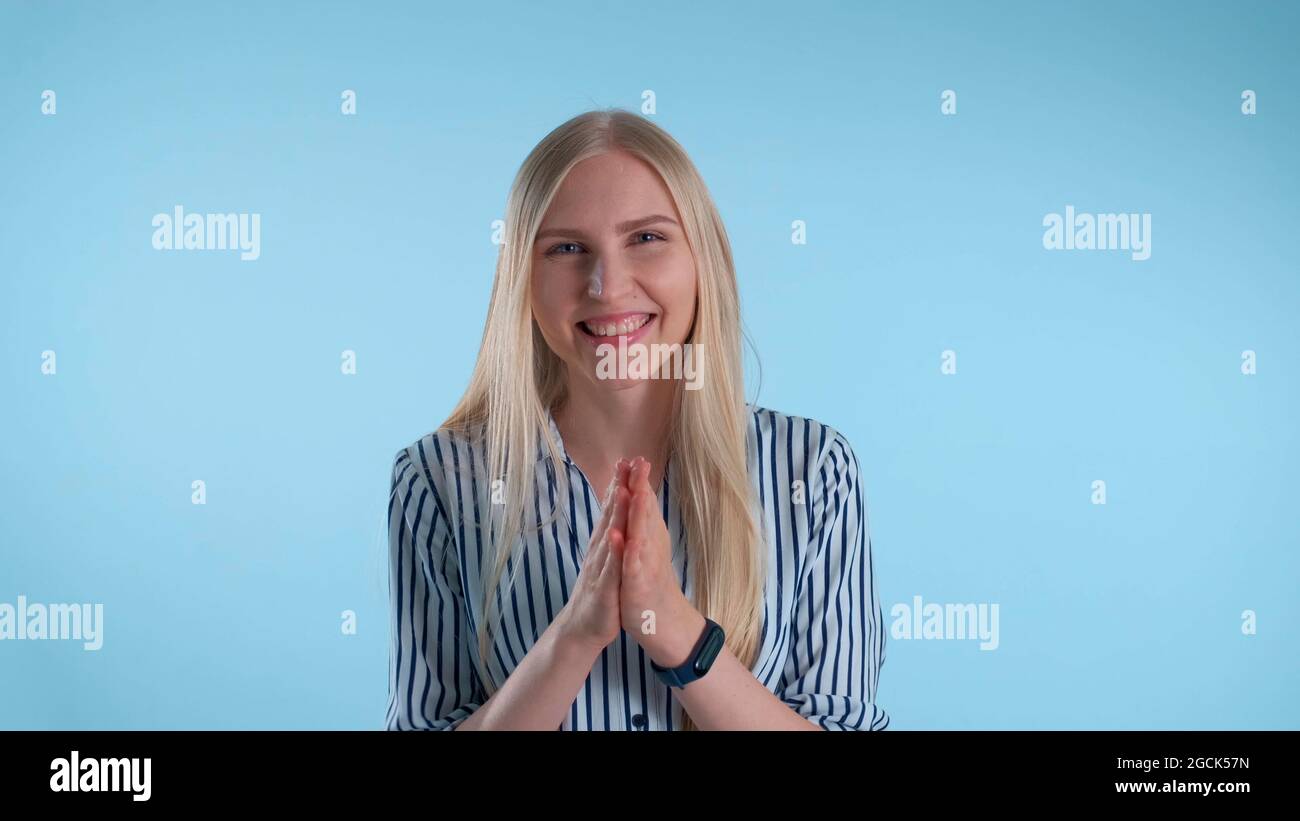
top-left (552, 608), bottom-right (606, 666)
top-left (646, 598), bottom-right (707, 669)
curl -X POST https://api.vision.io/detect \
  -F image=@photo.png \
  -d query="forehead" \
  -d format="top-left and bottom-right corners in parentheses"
top-left (541, 150), bottom-right (678, 228)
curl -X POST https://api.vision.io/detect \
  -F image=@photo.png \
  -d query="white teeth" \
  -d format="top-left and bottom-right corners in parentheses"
top-left (583, 314), bottom-right (650, 337)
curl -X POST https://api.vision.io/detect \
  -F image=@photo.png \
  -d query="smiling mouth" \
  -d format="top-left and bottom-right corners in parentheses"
top-left (577, 312), bottom-right (656, 338)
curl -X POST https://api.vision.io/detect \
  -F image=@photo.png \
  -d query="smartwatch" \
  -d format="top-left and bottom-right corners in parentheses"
top-left (650, 618), bottom-right (725, 688)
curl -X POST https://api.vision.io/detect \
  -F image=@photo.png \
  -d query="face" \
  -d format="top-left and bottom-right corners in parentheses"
top-left (530, 150), bottom-right (698, 391)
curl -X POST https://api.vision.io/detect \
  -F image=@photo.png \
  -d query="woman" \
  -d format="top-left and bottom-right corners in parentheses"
top-left (385, 109), bottom-right (887, 731)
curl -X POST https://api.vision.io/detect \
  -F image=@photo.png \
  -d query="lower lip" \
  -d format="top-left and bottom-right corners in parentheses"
top-left (578, 315), bottom-right (657, 348)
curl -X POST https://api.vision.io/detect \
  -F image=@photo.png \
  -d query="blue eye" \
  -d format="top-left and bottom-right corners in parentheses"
top-left (546, 242), bottom-right (584, 256)
top-left (544, 233), bottom-right (664, 256)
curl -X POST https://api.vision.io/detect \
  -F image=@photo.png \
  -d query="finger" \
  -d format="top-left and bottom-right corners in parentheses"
top-left (625, 486), bottom-right (647, 552)
top-left (644, 494), bottom-right (669, 563)
top-left (628, 467), bottom-right (651, 540)
top-left (599, 461), bottom-right (622, 520)
top-left (610, 484), bottom-right (631, 540)
top-left (622, 527), bottom-right (642, 577)
top-left (596, 486), bottom-right (632, 561)
top-left (601, 528), bottom-right (625, 586)
top-left (604, 460), bottom-right (631, 538)
top-left (590, 483), bottom-right (616, 549)
top-left (605, 463), bottom-right (623, 504)
top-left (644, 480), bottom-right (661, 539)
top-left (637, 458), bottom-right (653, 494)
top-left (586, 494), bottom-right (621, 575)
top-left (587, 462), bottom-right (623, 557)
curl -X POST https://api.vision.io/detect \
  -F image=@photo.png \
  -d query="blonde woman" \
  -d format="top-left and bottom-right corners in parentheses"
top-left (385, 109), bottom-right (888, 731)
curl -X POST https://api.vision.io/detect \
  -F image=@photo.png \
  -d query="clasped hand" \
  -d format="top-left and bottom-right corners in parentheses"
top-left (559, 457), bottom-right (704, 668)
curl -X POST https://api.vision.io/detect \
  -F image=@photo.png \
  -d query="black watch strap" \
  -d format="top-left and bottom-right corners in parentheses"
top-left (650, 618), bottom-right (726, 689)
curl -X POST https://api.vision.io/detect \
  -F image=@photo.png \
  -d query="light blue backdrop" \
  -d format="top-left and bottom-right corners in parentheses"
top-left (1, 0), bottom-right (1296, 729)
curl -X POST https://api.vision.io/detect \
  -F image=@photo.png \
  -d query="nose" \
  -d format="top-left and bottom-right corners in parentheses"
top-left (584, 253), bottom-right (633, 301)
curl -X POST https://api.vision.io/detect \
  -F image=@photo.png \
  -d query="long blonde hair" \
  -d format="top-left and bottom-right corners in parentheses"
top-left (441, 108), bottom-right (763, 730)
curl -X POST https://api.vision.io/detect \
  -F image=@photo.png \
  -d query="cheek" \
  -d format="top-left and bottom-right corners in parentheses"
top-left (530, 275), bottom-right (577, 347)
top-left (659, 257), bottom-right (698, 341)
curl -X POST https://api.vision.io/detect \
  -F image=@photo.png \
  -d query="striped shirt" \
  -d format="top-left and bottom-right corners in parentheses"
top-left (385, 405), bottom-right (888, 731)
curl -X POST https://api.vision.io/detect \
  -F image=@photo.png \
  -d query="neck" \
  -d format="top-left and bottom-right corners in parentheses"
top-left (553, 376), bottom-right (678, 491)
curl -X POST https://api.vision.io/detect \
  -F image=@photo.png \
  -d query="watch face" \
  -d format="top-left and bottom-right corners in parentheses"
top-left (692, 625), bottom-right (725, 674)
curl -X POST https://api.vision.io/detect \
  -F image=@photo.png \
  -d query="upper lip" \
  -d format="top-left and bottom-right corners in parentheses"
top-left (578, 310), bottom-right (655, 325)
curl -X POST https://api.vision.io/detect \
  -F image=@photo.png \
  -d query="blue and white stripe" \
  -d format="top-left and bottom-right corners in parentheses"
top-left (385, 405), bottom-right (888, 731)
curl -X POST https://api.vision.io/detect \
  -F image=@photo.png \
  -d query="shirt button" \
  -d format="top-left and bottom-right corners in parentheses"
top-left (632, 713), bottom-right (647, 729)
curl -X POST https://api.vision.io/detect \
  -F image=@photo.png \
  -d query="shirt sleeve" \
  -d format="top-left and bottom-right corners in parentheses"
top-left (779, 428), bottom-right (890, 730)
top-left (385, 446), bottom-right (484, 730)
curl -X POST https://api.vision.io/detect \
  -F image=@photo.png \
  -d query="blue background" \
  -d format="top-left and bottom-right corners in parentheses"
top-left (1, 0), bottom-right (1296, 729)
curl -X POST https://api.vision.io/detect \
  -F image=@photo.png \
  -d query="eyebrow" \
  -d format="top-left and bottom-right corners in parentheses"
top-left (534, 214), bottom-right (679, 243)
